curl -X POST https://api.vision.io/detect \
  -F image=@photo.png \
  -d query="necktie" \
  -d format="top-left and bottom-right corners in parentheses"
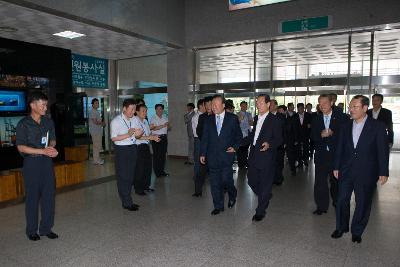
top-left (324, 115), bottom-right (330, 151)
top-left (216, 115), bottom-right (221, 135)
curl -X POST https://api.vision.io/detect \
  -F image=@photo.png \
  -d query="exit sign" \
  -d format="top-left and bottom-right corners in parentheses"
top-left (280, 16), bottom-right (332, 34)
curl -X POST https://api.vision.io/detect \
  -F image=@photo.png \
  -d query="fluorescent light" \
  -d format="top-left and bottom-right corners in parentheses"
top-left (53, 31), bottom-right (85, 39)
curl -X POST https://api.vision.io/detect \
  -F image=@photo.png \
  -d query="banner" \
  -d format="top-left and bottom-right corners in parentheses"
top-left (72, 54), bottom-right (108, 89)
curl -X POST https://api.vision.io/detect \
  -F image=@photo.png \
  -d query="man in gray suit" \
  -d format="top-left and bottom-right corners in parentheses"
top-left (184, 103), bottom-right (196, 164)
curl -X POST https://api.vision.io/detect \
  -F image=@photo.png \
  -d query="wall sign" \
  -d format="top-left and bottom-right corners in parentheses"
top-left (72, 54), bottom-right (108, 89)
top-left (280, 16), bottom-right (332, 34)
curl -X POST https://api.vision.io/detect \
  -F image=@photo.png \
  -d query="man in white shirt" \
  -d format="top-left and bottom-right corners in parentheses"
top-left (110, 99), bottom-right (143, 211)
top-left (89, 98), bottom-right (105, 165)
top-left (133, 104), bottom-right (160, 196)
top-left (184, 103), bottom-right (195, 165)
top-left (237, 101), bottom-right (253, 169)
top-left (150, 104), bottom-right (169, 177)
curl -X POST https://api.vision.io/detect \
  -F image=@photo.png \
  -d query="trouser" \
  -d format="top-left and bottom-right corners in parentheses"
top-left (152, 135), bottom-right (168, 176)
top-left (309, 139), bottom-right (315, 157)
top-left (297, 140), bottom-right (310, 165)
top-left (248, 166), bottom-right (275, 216)
top-left (114, 145), bottom-right (137, 207)
top-left (193, 138), bottom-right (207, 194)
top-left (286, 143), bottom-right (297, 172)
top-left (314, 151), bottom-right (337, 211)
top-left (187, 136), bottom-right (194, 163)
top-left (23, 156), bottom-right (55, 236)
top-left (91, 133), bottom-right (102, 163)
top-left (208, 166), bottom-right (237, 210)
top-left (134, 144), bottom-right (152, 193)
top-left (336, 174), bottom-right (376, 236)
top-left (237, 143), bottom-right (250, 168)
top-left (274, 145), bottom-right (285, 184)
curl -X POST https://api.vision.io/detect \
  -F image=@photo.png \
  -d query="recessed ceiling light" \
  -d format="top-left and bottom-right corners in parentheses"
top-left (53, 31), bottom-right (86, 39)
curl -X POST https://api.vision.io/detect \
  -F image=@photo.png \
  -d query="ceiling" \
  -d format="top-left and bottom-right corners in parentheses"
top-left (0, 1), bottom-right (171, 60)
top-left (199, 28), bottom-right (400, 72)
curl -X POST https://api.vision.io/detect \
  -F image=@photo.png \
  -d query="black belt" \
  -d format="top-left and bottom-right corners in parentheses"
top-left (116, 144), bottom-right (136, 147)
top-left (138, 143), bottom-right (149, 146)
top-left (159, 134), bottom-right (167, 137)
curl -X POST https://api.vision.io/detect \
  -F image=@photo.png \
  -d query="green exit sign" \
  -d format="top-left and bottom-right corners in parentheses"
top-left (280, 16), bottom-right (332, 34)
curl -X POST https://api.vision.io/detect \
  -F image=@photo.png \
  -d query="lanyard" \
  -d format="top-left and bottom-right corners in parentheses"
top-left (138, 119), bottom-right (149, 136)
top-left (121, 115), bottom-right (131, 130)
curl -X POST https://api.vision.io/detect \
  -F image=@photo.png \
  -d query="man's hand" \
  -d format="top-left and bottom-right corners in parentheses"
top-left (200, 156), bottom-right (206, 164)
top-left (260, 142), bottom-right (270, 151)
top-left (134, 128), bottom-right (144, 138)
top-left (150, 135), bottom-right (161, 142)
top-left (164, 122), bottom-right (169, 128)
top-left (128, 128), bottom-right (136, 136)
top-left (43, 147), bottom-right (58, 158)
top-left (226, 147), bottom-right (235, 153)
top-left (379, 176), bottom-right (388, 185)
top-left (333, 170), bottom-right (339, 179)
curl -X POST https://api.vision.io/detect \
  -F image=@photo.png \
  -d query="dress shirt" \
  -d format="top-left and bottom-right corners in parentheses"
top-left (89, 109), bottom-right (103, 135)
top-left (191, 110), bottom-right (202, 138)
top-left (215, 111), bottom-right (225, 136)
top-left (372, 108), bottom-right (381, 119)
top-left (253, 112), bottom-right (268, 145)
top-left (238, 111), bottom-right (252, 137)
top-left (299, 112), bottom-right (304, 125)
top-left (150, 114), bottom-right (168, 135)
top-left (134, 117), bottom-right (151, 145)
top-left (352, 115), bottom-right (368, 148)
top-left (110, 114), bottom-right (136, 146)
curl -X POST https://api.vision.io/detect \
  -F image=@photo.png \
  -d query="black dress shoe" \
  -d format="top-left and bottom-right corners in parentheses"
top-left (252, 214), bottom-right (265, 222)
top-left (228, 199), bottom-right (236, 208)
top-left (136, 191), bottom-right (146, 196)
top-left (331, 230), bottom-right (347, 239)
top-left (274, 181), bottom-right (283, 186)
top-left (28, 233), bottom-right (40, 241)
top-left (211, 208), bottom-right (224, 215)
top-left (161, 172), bottom-right (169, 176)
top-left (352, 235), bottom-right (362, 243)
top-left (192, 193), bottom-right (202, 197)
top-left (40, 232), bottom-right (59, 239)
top-left (313, 209), bottom-right (327, 215)
top-left (123, 205), bottom-right (139, 211)
top-left (145, 188), bottom-right (155, 192)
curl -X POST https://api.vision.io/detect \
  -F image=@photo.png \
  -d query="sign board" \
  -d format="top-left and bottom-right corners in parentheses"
top-left (72, 54), bottom-right (108, 89)
top-left (280, 16), bottom-right (332, 34)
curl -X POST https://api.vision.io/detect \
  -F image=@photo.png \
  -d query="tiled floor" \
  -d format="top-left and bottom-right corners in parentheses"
top-left (0, 153), bottom-right (399, 266)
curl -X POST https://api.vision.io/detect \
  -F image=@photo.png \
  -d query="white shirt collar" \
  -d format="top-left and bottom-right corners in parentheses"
top-left (216, 110), bottom-right (225, 120)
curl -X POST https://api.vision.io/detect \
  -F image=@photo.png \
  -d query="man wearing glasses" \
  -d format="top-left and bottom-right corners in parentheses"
top-left (331, 95), bottom-right (389, 243)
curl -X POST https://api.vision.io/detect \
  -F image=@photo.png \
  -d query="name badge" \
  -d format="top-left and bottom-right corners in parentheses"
top-left (41, 136), bottom-right (48, 145)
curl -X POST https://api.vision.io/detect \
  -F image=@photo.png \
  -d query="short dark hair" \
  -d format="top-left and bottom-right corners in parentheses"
top-left (91, 98), bottom-right (99, 105)
top-left (257, 94), bottom-right (271, 103)
top-left (212, 94), bottom-right (225, 103)
top-left (271, 99), bottom-right (278, 106)
top-left (329, 92), bottom-right (338, 98)
top-left (306, 103), bottom-right (312, 107)
top-left (240, 101), bottom-right (247, 105)
top-left (204, 96), bottom-right (213, 103)
top-left (136, 98), bottom-right (145, 105)
top-left (136, 104), bottom-right (147, 111)
top-left (197, 98), bottom-right (205, 108)
top-left (297, 103), bottom-right (305, 108)
top-left (187, 103), bottom-right (195, 109)
top-left (278, 105), bottom-right (287, 111)
top-left (287, 102), bottom-right (294, 108)
top-left (318, 94), bottom-right (332, 102)
top-left (122, 98), bottom-right (137, 109)
top-left (352, 95), bottom-right (370, 107)
top-left (28, 91), bottom-right (48, 105)
top-left (372, 93), bottom-right (383, 102)
top-left (155, 104), bottom-right (164, 110)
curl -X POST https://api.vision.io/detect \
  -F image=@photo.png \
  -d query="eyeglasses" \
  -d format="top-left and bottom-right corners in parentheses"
top-left (348, 105), bottom-right (363, 110)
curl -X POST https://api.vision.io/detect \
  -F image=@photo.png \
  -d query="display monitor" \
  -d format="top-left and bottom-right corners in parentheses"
top-left (0, 89), bottom-right (27, 113)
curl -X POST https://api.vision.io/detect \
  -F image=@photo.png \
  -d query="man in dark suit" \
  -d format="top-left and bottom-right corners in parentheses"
top-left (306, 103), bottom-right (317, 158)
top-left (270, 100), bottom-right (286, 186)
top-left (311, 94), bottom-right (348, 215)
top-left (332, 95), bottom-right (389, 243)
top-left (367, 93), bottom-right (394, 148)
top-left (193, 96), bottom-right (213, 197)
top-left (247, 95), bottom-right (283, 221)
top-left (296, 103), bottom-right (312, 167)
top-left (285, 102), bottom-right (300, 176)
top-left (200, 95), bottom-right (242, 215)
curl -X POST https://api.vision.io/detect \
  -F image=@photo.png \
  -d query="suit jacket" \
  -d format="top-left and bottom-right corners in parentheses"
top-left (184, 111), bottom-right (195, 137)
top-left (311, 109), bottom-right (349, 167)
top-left (248, 113), bottom-right (283, 170)
top-left (298, 112), bottom-right (313, 142)
top-left (284, 112), bottom-right (300, 145)
top-left (367, 107), bottom-right (394, 144)
top-left (334, 116), bottom-right (389, 184)
top-left (196, 113), bottom-right (210, 140)
top-left (200, 112), bottom-right (242, 169)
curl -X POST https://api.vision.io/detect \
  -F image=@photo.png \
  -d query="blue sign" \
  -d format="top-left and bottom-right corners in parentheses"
top-left (72, 54), bottom-right (108, 89)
